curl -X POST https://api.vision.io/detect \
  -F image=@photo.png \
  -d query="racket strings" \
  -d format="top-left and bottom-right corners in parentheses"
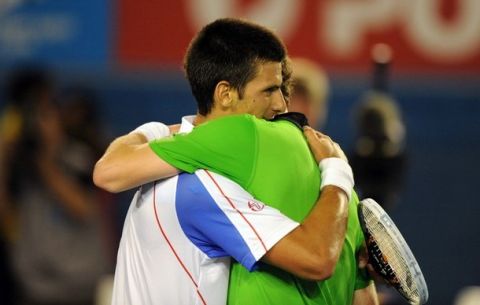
top-left (363, 207), bottom-right (421, 304)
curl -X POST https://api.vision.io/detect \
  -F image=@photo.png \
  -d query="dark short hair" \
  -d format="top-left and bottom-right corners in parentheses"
top-left (184, 18), bottom-right (287, 115)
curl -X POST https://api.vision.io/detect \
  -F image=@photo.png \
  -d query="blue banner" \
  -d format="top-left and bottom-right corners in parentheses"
top-left (0, 0), bottom-right (110, 67)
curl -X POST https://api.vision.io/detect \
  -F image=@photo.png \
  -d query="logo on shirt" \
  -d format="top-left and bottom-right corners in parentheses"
top-left (248, 200), bottom-right (265, 211)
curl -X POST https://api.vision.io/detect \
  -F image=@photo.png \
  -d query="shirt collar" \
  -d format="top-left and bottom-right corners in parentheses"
top-left (179, 115), bottom-right (196, 133)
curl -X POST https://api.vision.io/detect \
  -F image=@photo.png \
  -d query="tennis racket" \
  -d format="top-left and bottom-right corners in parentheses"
top-left (358, 198), bottom-right (429, 305)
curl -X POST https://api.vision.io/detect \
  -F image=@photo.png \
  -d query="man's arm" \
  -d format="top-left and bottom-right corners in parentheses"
top-left (262, 185), bottom-right (348, 280)
top-left (261, 127), bottom-right (351, 280)
top-left (93, 123), bottom-right (180, 192)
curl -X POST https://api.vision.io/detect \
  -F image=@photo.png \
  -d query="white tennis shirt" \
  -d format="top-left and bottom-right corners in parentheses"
top-left (111, 116), bottom-right (299, 305)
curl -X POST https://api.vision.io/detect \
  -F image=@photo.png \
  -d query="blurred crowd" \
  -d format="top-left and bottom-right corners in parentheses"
top-left (0, 65), bottom-right (114, 305)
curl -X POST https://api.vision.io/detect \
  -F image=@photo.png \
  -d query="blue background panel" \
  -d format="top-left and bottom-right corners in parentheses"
top-left (0, 0), bottom-right (110, 67)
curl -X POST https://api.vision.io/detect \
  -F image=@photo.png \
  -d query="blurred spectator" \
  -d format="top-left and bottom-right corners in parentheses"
top-left (350, 44), bottom-right (407, 212)
top-left (350, 45), bottom-right (408, 305)
top-left (58, 86), bottom-right (108, 161)
top-left (288, 57), bottom-right (330, 129)
top-left (0, 66), bottom-right (109, 305)
top-left (350, 92), bottom-right (407, 212)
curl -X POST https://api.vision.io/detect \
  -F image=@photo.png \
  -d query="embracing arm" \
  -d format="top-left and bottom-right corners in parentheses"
top-left (262, 185), bottom-right (349, 280)
top-left (262, 127), bottom-right (352, 280)
top-left (93, 123), bottom-right (181, 193)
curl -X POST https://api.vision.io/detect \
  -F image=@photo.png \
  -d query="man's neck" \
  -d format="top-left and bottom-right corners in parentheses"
top-left (193, 114), bottom-right (206, 126)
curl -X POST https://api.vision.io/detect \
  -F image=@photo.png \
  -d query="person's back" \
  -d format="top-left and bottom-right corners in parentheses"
top-left (226, 116), bottom-right (320, 305)
top-left (150, 114), bottom-right (367, 305)
top-left (225, 117), bottom-right (365, 305)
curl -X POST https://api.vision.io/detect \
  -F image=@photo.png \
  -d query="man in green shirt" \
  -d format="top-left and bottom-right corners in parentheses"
top-left (94, 18), bottom-right (377, 304)
top-left (149, 114), bottom-right (371, 305)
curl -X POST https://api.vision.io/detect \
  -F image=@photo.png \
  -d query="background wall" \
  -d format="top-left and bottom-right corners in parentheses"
top-left (1, 1), bottom-right (479, 304)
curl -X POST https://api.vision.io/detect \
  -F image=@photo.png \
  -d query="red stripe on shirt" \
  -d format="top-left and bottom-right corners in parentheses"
top-left (204, 170), bottom-right (268, 252)
top-left (152, 182), bottom-right (207, 305)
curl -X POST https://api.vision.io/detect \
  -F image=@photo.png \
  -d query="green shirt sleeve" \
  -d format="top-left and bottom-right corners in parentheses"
top-left (149, 114), bottom-right (258, 188)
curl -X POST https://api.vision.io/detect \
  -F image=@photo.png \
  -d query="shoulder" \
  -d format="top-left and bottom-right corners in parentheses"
top-left (191, 114), bottom-right (259, 147)
top-left (194, 114), bottom-right (257, 132)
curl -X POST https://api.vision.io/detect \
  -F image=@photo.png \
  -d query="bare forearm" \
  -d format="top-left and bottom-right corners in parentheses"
top-left (93, 132), bottom-right (179, 192)
top-left (101, 132), bottom-right (148, 162)
top-left (263, 186), bottom-right (349, 280)
top-left (298, 185), bottom-right (349, 268)
top-left (94, 133), bottom-right (147, 191)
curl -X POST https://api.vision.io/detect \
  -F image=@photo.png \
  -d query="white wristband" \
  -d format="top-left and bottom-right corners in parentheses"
top-left (319, 158), bottom-right (354, 201)
top-left (130, 122), bottom-right (170, 142)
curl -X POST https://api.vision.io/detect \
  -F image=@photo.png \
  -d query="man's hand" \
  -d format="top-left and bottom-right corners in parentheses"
top-left (358, 242), bottom-right (369, 269)
top-left (303, 126), bottom-right (347, 163)
top-left (358, 242), bottom-right (387, 285)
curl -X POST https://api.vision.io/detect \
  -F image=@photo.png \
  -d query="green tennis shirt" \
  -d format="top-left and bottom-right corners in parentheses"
top-left (150, 114), bottom-right (370, 305)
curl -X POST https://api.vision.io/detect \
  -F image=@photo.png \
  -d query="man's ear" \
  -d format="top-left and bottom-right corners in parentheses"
top-left (214, 81), bottom-right (234, 109)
